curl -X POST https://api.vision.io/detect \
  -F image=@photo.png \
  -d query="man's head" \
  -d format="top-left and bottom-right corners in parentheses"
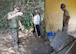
top-left (60, 4), bottom-right (66, 11)
top-left (34, 9), bottom-right (39, 15)
top-left (13, 5), bottom-right (20, 13)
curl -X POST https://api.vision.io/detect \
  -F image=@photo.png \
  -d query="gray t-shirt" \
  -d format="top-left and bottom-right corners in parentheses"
top-left (8, 12), bottom-right (18, 29)
top-left (63, 10), bottom-right (69, 24)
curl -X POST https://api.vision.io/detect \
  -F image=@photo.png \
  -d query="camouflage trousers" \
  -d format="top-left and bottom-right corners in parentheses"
top-left (11, 29), bottom-right (19, 53)
top-left (62, 25), bottom-right (68, 32)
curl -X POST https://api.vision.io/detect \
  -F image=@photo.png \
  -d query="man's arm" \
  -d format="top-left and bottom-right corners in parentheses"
top-left (7, 13), bottom-right (18, 20)
top-left (18, 20), bottom-right (24, 30)
top-left (65, 16), bottom-right (70, 25)
top-left (7, 12), bottom-right (23, 20)
top-left (66, 16), bottom-right (70, 22)
top-left (18, 20), bottom-right (22, 27)
top-left (65, 11), bottom-right (70, 25)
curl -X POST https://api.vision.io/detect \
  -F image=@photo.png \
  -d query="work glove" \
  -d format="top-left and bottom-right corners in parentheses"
top-left (19, 25), bottom-right (24, 31)
top-left (16, 12), bottom-right (23, 16)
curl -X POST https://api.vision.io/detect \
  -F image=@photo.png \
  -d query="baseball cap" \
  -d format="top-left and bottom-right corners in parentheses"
top-left (60, 4), bottom-right (66, 9)
top-left (34, 10), bottom-right (38, 13)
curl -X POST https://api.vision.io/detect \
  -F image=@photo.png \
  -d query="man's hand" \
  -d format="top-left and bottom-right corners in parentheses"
top-left (64, 21), bottom-right (68, 26)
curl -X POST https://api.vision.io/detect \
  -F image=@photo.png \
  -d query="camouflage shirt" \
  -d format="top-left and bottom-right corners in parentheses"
top-left (63, 10), bottom-right (69, 25)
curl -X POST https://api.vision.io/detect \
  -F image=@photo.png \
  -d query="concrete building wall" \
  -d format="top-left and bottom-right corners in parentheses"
top-left (45, 0), bottom-right (76, 32)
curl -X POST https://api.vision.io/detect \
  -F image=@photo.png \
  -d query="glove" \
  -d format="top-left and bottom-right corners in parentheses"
top-left (19, 25), bottom-right (24, 31)
top-left (16, 12), bottom-right (23, 16)
top-left (18, 12), bottom-right (23, 16)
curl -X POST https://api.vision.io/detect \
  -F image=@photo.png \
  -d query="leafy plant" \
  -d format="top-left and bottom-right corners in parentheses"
top-left (21, 13), bottom-right (33, 29)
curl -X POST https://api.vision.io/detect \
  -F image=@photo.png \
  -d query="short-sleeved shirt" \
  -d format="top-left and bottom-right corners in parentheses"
top-left (63, 10), bottom-right (69, 24)
top-left (33, 14), bottom-right (40, 25)
top-left (8, 12), bottom-right (18, 29)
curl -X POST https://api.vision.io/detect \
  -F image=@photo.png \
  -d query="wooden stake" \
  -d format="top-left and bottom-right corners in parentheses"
top-left (34, 24), bottom-right (38, 37)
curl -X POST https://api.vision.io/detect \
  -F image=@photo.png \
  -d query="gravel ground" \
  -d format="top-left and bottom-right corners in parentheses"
top-left (0, 29), bottom-right (51, 54)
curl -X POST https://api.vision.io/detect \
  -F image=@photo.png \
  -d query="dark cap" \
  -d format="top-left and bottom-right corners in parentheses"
top-left (60, 4), bottom-right (66, 9)
top-left (34, 9), bottom-right (38, 13)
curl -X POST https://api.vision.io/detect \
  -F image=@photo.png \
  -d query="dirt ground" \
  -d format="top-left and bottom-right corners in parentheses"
top-left (0, 29), bottom-right (51, 54)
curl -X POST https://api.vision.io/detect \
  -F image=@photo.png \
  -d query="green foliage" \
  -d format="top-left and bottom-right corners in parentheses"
top-left (0, 23), bottom-right (3, 27)
top-left (0, 0), bottom-right (12, 29)
top-left (22, 14), bottom-right (33, 29)
top-left (0, 0), bottom-right (44, 30)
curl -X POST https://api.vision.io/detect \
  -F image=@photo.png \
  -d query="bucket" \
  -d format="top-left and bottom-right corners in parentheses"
top-left (47, 32), bottom-right (55, 36)
top-left (47, 32), bottom-right (55, 42)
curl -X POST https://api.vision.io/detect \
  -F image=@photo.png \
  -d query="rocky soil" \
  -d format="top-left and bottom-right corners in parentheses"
top-left (0, 29), bottom-right (51, 54)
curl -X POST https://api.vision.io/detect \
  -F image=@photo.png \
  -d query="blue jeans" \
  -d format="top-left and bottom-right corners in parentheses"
top-left (33, 25), bottom-right (41, 36)
top-left (11, 29), bottom-right (19, 53)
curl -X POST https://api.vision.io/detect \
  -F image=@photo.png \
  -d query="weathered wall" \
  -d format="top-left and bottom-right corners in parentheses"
top-left (45, 0), bottom-right (76, 32)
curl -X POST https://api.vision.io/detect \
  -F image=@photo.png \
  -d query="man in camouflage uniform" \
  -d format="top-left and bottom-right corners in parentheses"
top-left (60, 4), bottom-right (70, 32)
top-left (7, 5), bottom-right (23, 54)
